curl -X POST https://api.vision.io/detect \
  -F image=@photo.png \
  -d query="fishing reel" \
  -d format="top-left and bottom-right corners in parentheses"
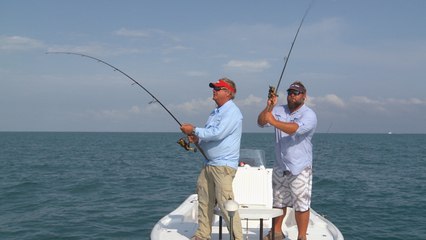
top-left (267, 86), bottom-right (278, 112)
top-left (268, 86), bottom-right (278, 99)
top-left (177, 137), bottom-right (197, 152)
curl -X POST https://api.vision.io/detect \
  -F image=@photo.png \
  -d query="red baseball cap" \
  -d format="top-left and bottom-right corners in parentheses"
top-left (209, 79), bottom-right (236, 93)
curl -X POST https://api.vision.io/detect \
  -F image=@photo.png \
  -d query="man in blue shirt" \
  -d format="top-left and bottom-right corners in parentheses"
top-left (181, 78), bottom-right (243, 240)
top-left (258, 81), bottom-right (317, 240)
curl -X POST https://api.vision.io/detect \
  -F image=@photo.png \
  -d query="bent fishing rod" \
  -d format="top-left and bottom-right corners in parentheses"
top-left (46, 51), bottom-right (208, 160)
top-left (268, 1), bottom-right (314, 102)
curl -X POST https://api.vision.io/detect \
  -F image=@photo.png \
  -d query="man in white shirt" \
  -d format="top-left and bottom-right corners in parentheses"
top-left (258, 81), bottom-right (317, 240)
top-left (181, 78), bottom-right (243, 240)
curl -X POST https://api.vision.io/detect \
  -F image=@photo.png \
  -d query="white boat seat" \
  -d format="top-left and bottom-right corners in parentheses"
top-left (214, 166), bottom-right (282, 240)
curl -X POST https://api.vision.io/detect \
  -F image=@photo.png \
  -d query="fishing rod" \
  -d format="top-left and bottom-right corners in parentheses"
top-left (268, 1), bottom-right (314, 102)
top-left (46, 51), bottom-right (208, 159)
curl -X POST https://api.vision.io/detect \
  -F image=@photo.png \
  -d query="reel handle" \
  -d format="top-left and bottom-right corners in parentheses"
top-left (267, 86), bottom-right (277, 112)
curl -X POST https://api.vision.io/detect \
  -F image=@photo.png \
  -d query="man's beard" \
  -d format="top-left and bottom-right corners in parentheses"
top-left (288, 100), bottom-right (303, 111)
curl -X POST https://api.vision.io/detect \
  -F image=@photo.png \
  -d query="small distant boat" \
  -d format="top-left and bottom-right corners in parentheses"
top-left (388, 132), bottom-right (393, 134)
top-left (151, 149), bottom-right (344, 240)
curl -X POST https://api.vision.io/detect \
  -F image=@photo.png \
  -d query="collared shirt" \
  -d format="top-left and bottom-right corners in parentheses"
top-left (262, 104), bottom-right (317, 175)
top-left (194, 100), bottom-right (243, 169)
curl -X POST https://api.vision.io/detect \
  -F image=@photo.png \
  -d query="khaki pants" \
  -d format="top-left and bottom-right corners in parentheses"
top-left (194, 165), bottom-right (243, 240)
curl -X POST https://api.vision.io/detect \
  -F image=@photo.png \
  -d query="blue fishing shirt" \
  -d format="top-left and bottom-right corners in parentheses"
top-left (194, 100), bottom-right (243, 169)
top-left (261, 104), bottom-right (317, 175)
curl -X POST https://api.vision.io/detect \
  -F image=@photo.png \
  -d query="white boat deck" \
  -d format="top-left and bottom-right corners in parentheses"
top-left (151, 194), bottom-right (343, 240)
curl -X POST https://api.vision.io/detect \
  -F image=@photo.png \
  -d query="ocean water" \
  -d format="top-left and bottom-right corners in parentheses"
top-left (0, 132), bottom-right (425, 240)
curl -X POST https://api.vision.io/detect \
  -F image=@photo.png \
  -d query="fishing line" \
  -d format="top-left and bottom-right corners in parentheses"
top-left (46, 51), bottom-right (208, 159)
top-left (269, 0), bottom-right (314, 98)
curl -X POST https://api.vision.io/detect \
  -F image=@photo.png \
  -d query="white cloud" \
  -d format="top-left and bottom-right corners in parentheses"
top-left (87, 105), bottom-right (144, 120)
top-left (310, 94), bottom-right (345, 108)
top-left (311, 95), bottom-right (426, 113)
top-left (114, 28), bottom-right (181, 42)
top-left (47, 44), bottom-right (143, 56)
top-left (173, 97), bottom-right (214, 113)
top-left (89, 109), bottom-right (128, 120)
top-left (114, 28), bottom-right (151, 37)
top-left (0, 35), bottom-right (44, 51)
top-left (349, 96), bottom-right (426, 113)
top-left (306, 94), bottom-right (426, 133)
top-left (171, 95), bottom-right (264, 114)
top-left (224, 60), bottom-right (270, 72)
top-left (184, 71), bottom-right (208, 77)
top-left (235, 94), bottom-right (263, 107)
top-left (385, 98), bottom-right (426, 105)
top-left (161, 44), bottom-right (192, 54)
top-left (351, 96), bottom-right (380, 105)
top-left (129, 105), bottom-right (142, 114)
top-left (304, 17), bottom-right (344, 41)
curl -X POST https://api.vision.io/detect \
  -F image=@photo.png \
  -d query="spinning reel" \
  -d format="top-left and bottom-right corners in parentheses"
top-left (177, 137), bottom-right (197, 152)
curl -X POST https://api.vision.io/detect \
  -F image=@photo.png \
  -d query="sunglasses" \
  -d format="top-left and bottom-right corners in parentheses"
top-left (287, 89), bottom-right (304, 96)
top-left (213, 87), bottom-right (227, 91)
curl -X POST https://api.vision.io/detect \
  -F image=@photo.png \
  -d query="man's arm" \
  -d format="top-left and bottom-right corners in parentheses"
top-left (270, 118), bottom-right (299, 135)
top-left (257, 95), bottom-right (277, 126)
top-left (257, 95), bottom-right (298, 135)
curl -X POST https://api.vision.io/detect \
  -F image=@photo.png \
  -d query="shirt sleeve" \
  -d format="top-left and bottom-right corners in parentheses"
top-left (196, 109), bottom-right (241, 141)
top-left (294, 108), bottom-right (317, 135)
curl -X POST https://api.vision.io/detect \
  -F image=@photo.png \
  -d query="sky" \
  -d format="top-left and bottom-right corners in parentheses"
top-left (1, 0), bottom-right (426, 133)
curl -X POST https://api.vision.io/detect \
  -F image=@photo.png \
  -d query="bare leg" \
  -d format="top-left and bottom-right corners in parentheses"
top-left (273, 208), bottom-right (286, 233)
top-left (295, 209), bottom-right (310, 240)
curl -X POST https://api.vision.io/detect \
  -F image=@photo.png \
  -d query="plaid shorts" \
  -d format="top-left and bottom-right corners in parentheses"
top-left (272, 166), bottom-right (312, 211)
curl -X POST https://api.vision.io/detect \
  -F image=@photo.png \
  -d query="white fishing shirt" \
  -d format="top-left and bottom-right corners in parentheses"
top-left (262, 104), bottom-right (317, 175)
top-left (194, 100), bottom-right (243, 169)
